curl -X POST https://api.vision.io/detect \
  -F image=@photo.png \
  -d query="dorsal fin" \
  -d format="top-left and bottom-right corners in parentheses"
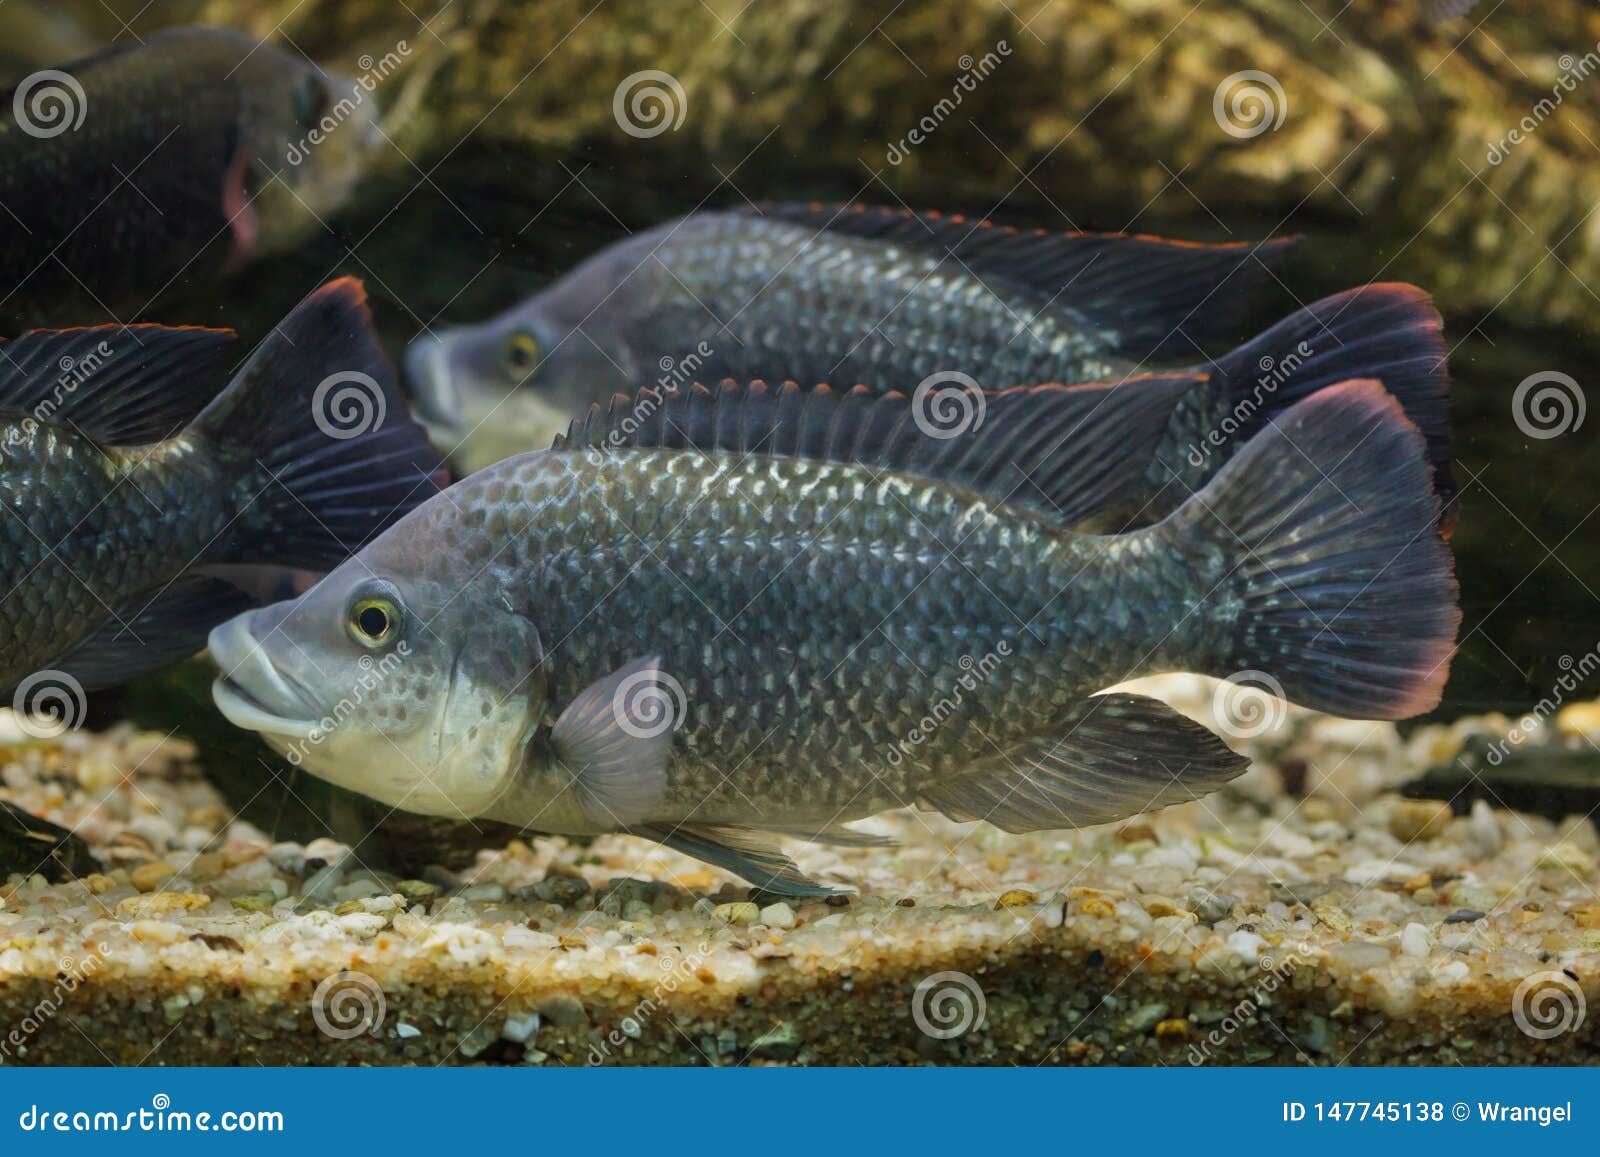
top-left (744, 202), bottom-right (1297, 359)
top-left (555, 375), bottom-right (1200, 527)
top-left (0, 325), bottom-right (235, 445)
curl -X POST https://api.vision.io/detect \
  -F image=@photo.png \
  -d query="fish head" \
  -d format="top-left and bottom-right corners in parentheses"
top-left (406, 246), bottom-right (655, 468)
top-left (208, 536), bottom-right (545, 819)
top-left (237, 47), bottom-right (383, 252)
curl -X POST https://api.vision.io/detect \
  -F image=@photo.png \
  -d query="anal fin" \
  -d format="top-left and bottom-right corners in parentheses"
top-left (917, 692), bottom-right (1247, 832)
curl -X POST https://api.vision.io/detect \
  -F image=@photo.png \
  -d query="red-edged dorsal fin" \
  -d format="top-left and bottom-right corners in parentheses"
top-left (0, 325), bottom-right (235, 445)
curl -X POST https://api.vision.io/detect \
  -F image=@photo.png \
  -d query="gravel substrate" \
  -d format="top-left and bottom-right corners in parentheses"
top-left (0, 676), bottom-right (1597, 1066)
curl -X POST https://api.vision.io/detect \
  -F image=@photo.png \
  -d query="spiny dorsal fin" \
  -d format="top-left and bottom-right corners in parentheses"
top-left (743, 201), bottom-right (1297, 358)
top-left (0, 325), bottom-right (235, 445)
top-left (555, 375), bottom-right (1201, 528)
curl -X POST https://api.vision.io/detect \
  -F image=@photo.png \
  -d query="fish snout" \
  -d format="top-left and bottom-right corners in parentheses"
top-left (403, 334), bottom-right (463, 432)
top-left (207, 609), bottom-right (322, 739)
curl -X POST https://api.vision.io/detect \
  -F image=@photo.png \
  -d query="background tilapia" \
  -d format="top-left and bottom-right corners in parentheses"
top-left (0, 27), bottom-right (379, 329)
top-left (405, 204), bottom-right (1453, 528)
top-left (0, 277), bottom-right (442, 700)
top-left (210, 378), bottom-right (1459, 894)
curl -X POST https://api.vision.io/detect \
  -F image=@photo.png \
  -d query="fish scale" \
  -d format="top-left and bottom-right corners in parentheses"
top-left (0, 425), bottom-right (229, 680)
top-left (613, 214), bottom-right (1122, 389)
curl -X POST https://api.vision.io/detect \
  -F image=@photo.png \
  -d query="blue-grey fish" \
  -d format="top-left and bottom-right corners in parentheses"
top-left (404, 204), bottom-right (1453, 528)
top-left (0, 27), bottom-right (379, 327)
top-left (0, 278), bottom-right (442, 699)
top-left (209, 376), bottom-right (1458, 895)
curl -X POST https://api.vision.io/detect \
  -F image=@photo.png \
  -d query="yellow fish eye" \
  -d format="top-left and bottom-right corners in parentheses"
top-left (504, 332), bottom-right (540, 374)
top-left (347, 596), bottom-right (401, 649)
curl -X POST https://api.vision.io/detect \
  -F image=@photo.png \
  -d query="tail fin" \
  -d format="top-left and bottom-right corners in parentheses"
top-left (1164, 379), bottom-right (1459, 719)
top-left (1201, 284), bottom-right (1455, 531)
top-left (191, 278), bottom-right (446, 568)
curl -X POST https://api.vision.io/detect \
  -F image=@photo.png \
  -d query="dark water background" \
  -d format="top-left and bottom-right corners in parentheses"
top-left (148, 139), bottom-right (1596, 723)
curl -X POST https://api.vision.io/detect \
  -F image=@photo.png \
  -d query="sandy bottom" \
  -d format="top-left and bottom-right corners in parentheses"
top-left (0, 676), bottom-right (1596, 1066)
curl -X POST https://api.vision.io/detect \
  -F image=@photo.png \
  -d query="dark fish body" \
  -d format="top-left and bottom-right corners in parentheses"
top-left (0, 27), bottom-right (374, 328)
top-left (212, 378), bottom-right (1459, 894)
top-left (0, 279), bottom-right (441, 697)
top-left (407, 206), bottom-right (1454, 528)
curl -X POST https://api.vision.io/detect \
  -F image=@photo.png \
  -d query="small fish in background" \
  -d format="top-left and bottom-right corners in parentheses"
top-left (0, 277), bottom-right (443, 698)
top-left (0, 27), bottom-right (381, 329)
top-left (210, 377), bottom-right (1458, 895)
top-left (404, 204), bottom-right (1454, 529)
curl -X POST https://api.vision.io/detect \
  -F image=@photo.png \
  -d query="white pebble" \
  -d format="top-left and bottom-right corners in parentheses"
top-left (1400, 922), bottom-right (1430, 957)
top-left (502, 1012), bottom-right (541, 1043)
top-left (758, 902), bottom-right (796, 929)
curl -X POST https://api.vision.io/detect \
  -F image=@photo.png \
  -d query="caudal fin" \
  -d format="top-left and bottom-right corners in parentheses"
top-left (191, 278), bottom-right (447, 569)
top-left (1201, 284), bottom-right (1455, 531)
top-left (1165, 379), bottom-right (1459, 719)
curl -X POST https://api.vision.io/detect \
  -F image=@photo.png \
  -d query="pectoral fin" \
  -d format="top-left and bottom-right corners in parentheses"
top-left (550, 657), bottom-right (675, 827)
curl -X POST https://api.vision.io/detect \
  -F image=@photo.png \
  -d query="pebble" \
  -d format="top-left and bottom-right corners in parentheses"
top-left (532, 876), bottom-right (591, 906)
top-left (129, 862), bottom-right (175, 893)
top-left (758, 902), bottom-right (796, 929)
top-left (1400, 923), bottom-right (1431, 957)
top-left (1555, 701), bottom-right (1600, 743)
top-left (749, 1021), bottom-right (802, 1060)
top-left (116, 891), bottom-right (210, 918)
top-left (1187, 889), bottom-right (1237, 923)
top-left (502, 1012), bottom-right (541, 1043)
top-left (1388, 799), bottom-right (1454, 843)
top-left (995, 889), bottom-right (1037, 909)
top-left (536, 994), bottom-right (588, 1028)
top-left (395, 1023), bottom-right (422, 1039)
top-left (394, 879), bottom-right (439, 905)
top-left (712, 902), bottom-right (759, 924)
top-left (459, 883), bottom-right (507, 903)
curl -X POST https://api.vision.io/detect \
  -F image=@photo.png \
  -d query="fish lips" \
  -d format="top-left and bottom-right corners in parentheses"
top-left (403, 335), bottom-right (464, 433)
top-left (207, 612), bottom-right (323, 741)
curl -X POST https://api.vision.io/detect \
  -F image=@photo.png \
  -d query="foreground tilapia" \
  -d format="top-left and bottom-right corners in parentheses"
top-left (405, 204), bottom-right (1453, 526)
top-left (210, 377), bottom-right (1458, 895)
top-left (0, 27), bottom-right (379, 327)
top-left (0, 278), bottom-right (442, 698)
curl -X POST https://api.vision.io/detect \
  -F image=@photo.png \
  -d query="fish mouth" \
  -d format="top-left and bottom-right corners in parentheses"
top-left (403, 336), bottom-right (464, 433)
top-left (207, 613), bottom-right (322, 740)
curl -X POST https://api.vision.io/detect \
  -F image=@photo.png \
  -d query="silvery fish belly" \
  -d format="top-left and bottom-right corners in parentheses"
top-left (405, 204), bottom-right (1455, 528)
top-left (210, 379), bottom-right (1459, 895)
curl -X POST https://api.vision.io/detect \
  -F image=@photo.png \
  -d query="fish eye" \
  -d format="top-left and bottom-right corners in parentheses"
top-left (504, 332), bottom-right (540, 377)
top-left (347, 592), bottom-right (402, 649)
top-left (292, 74), bottom-right (328, 128)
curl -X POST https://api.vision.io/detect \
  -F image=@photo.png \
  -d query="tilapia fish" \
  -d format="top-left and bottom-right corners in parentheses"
top-left (0, 27), bottom-right (378, 328)
top-left (209, 377), bottom-right (1459, 895)
top-left (404, 204), bottom-right (1453, 527)
top-left (0, 278), bottom-right (442, 701)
